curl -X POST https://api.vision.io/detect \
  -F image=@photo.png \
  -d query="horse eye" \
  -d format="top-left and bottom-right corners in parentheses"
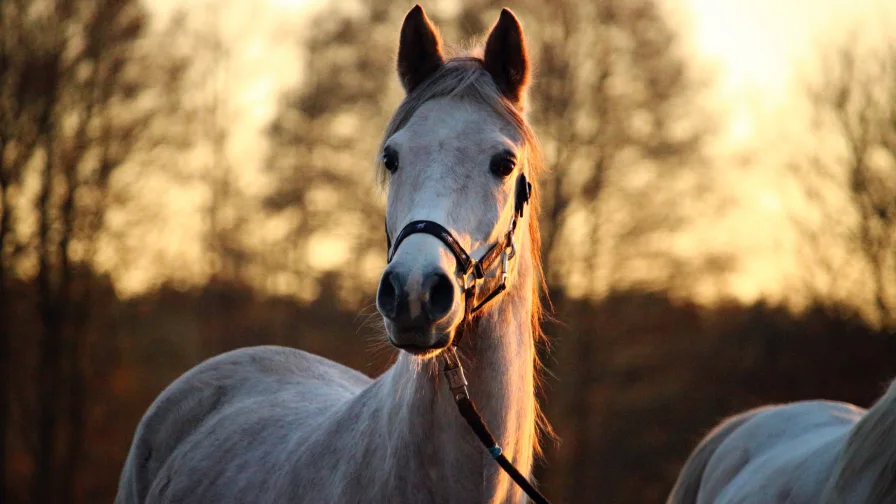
top-left (489, 154), bottom-right (516, 178)
top-left (382, 147), bottom-right (399, 173)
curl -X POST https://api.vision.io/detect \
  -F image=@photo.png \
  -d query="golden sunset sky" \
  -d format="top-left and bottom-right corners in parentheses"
top-left (131, 0), bottom-right (894, 302)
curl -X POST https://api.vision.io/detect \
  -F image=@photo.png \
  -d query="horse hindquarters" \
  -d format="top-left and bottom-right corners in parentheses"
top-left (115, 370), bottom-right (235, 504)
top-left (666, 409), bottom-right (765, 504)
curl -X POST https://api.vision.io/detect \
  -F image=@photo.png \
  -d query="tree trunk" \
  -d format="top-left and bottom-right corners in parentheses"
top-left (569, 206), bottom-right (603, 498)
top-left (540, 163), bottom-right (569, 285)
top-left (0, 150), bottom-right (11, 504)
top-left (33, 63), bottom-right (63, 500)
top-left (34, 131), bottom-right (62, 504)
top-left (58, 156), bottom-right (79, 502)
top-left (870, 254), bottom-right (891, 328)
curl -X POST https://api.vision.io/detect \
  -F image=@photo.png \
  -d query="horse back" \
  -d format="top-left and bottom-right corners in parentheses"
top-left (115, 345), bottom-right (371, 504)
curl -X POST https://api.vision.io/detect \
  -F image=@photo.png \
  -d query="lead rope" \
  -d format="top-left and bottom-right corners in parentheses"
top-left (442, 347), bottom-right (551, 504)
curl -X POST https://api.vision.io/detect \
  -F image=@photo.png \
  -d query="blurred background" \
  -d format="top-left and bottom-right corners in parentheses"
top-left (2, 0), bottom-right (896, 502)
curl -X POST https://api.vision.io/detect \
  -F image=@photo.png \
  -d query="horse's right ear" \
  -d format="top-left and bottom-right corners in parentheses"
top-left (397, 5), bottom-right (444, 94)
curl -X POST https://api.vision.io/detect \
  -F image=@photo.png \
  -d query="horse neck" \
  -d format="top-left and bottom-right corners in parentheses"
top-left (378, 232), bottom-right (538, 501)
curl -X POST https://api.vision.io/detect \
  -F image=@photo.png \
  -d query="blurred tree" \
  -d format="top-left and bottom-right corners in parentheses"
top-left (0, 1), bottom-right (190, 501)
top-left (195, 1), bottom-right (251, 285)
top-left (0, 1), bottom-right (47, 497)
top-left (794, 37), bottom-right (896, 328)
top-left (1, 1), bottom-right (39, 495)
top-left (450, 1), bottom-right (717, 498)
top-left (262, 0), bottom-right (404, 303)
top-left (452, 0), bottom-right (716, 294)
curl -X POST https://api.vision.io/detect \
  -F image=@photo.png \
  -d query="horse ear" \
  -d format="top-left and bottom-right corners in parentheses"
top-left (483, 9), bottom-right (530, 107)
top-left (397, 5), bottom-right (444, 94)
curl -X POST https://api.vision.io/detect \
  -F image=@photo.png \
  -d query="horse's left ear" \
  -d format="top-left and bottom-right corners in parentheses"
top-left (483, 9), bottom-right (530, 107)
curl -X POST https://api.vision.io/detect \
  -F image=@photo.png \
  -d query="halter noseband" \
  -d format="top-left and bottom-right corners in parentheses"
top-left (384, 173), bottom-right (532, 341)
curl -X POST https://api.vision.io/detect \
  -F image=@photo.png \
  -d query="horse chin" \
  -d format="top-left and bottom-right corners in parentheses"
top-left (388, 329), bottom-right (454, 358)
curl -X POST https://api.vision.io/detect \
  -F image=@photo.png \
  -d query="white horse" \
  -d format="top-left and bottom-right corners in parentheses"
top-left (116, 6), bottom-right (551, 503)
top-left (667, 378), bottom-right (896, 504)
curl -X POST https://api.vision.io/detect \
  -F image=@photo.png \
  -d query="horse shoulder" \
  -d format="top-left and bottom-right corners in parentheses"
top-left (116, 345), bottom-right (371, 504)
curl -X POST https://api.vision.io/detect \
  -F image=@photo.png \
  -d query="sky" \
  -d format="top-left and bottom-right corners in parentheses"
top-left (136, 0), bottom-right (893, 302)
top-left (660, 0), bottom-right (892, 302)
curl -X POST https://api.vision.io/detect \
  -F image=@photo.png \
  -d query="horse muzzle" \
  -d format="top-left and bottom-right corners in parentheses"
top-left (376, 267), bottom-right (461, 353)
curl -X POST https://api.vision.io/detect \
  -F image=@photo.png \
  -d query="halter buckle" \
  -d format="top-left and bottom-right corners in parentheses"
top-left (502, 241), bottom-right (516, 281)
top-left (442, 347), bottom-right (469, 400)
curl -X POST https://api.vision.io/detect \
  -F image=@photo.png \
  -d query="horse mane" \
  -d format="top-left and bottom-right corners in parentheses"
top-left (821, 378), bottom-right (896, 503)
top-left (376, 55), bottom-right (554, 454)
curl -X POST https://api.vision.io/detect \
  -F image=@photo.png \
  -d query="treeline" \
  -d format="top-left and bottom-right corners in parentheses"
top-left (3, 271), bottom-right (894, 503)
top-left (540, 291), bottom-right (896, 501)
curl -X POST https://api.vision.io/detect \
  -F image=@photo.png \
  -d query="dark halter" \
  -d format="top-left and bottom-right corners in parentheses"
top-left (383, 172), bottom-right (551, 504)
top-left (385, 173), bottom-right (531, 343)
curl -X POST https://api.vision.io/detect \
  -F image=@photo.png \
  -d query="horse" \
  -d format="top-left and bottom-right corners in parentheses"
top-left (115, 5), bottom-right (551, 503)
top-left (667, 378), bottom-right (896, 503)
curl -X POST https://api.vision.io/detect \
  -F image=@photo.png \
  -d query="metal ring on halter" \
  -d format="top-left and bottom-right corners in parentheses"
top-left (500, 242), bottom-right (515, 285)
top-left (461, 264), bottom-right (479, 292)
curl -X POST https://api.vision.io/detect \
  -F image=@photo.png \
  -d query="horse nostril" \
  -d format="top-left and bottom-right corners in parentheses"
top-left (377, 271), bottom-right (401, 320)
top-left (425, 272), bottom-right (454, 320)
